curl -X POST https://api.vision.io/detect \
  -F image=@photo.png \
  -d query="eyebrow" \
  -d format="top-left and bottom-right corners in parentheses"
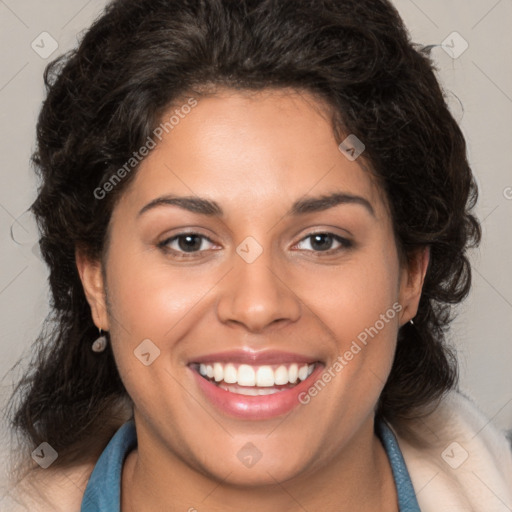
top-left (138, 191), bottom-right (375, 218)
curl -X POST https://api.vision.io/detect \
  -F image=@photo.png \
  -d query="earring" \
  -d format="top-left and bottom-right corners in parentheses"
top-left (92, 328), bottom-right (108, 353)
top-left (409, 319), bottom-right (415, 325)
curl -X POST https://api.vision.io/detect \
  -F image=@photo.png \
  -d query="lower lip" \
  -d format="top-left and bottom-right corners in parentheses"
top-left (190, 364), bottom-right (325, 420)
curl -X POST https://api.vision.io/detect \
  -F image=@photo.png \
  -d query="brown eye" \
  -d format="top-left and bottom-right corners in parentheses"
top-left (158, 233), bottom-right (216, 256)
top-left (295, 233), bottom-right (353, 253)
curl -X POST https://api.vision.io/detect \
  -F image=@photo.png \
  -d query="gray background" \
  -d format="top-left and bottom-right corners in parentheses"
top-left (0, 0), bottom-right (511, 440)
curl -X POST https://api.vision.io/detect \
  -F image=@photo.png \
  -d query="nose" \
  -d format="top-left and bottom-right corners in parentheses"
top-left (216, 246), bottom-right (302, 333)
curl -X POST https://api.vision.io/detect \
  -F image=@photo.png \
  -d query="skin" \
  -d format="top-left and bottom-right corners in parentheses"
top-left (77, 88), bottom-right (429, 512)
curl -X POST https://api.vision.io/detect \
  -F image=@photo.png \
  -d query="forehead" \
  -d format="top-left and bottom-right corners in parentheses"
top-left (118, 88), bottom-right (387, 221)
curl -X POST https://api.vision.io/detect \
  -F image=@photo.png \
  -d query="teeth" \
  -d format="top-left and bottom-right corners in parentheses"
top-left (197, 362), bottom-right (316, 387)
top-left (274, 365), bottom-right (289, 385)
top-left (238, 364), bottom-right (256, 386)
top-left (224, 363), bottom-right (237, 384)
top-left (218, 383), bottom-right (284, 396)
top-left (213, 362), bottom-right (223, 382)
top-left (256, 366), bottom-right (274, 387)
top-left (288, 363), bottom-right (298, 384)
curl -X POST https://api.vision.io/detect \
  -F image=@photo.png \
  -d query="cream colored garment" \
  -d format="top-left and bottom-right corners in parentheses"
top-left (0, 460), bottom-right (92, 512)
top-left (2, 389), bottom-right (511, 511)
top-left (393, 390), bottom-right (512, 512)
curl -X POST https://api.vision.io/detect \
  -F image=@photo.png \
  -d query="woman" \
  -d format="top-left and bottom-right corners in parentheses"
top-left (4, 0), bottom-right (512, 510)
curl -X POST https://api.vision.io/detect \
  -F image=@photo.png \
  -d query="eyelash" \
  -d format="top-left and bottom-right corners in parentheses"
top-left (157, 231), bottom-right (353, 259)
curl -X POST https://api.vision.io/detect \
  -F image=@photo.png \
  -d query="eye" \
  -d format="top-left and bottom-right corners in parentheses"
top-left (158, 231), bottom-right (352, 258)
top-left (294, 232), bottom-right (353, 254)
top-left (158, 232), bottom-right (217, 257)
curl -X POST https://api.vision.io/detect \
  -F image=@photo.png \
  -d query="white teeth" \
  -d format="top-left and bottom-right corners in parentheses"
top-left (218, 384), bottom-right (283, 396)
top-left (213, 362), bottom-right (223, 382)
top-left (256, 366), bottom-right (275, 387)
top-left (238, 364), bottom-right (256, 386)
top-left (197, 362), bottom-right (317, 388)
top-left (274, 365), bottom-right (289, 385)
top-left (224, 363), bottom-right (237, 384)
top-left (288, 363), bottom-right (298, 383)
top-left (256, 388), bottom-right (278, 395)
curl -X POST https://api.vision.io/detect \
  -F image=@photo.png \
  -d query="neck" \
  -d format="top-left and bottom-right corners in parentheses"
top-left (121, 415), bottom-right (398, 512)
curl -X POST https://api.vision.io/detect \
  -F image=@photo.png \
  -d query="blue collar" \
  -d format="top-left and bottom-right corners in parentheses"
top-left (81, 419), bottom-right (421, 511)
top-left (80, 421), bottom-right (136, 511)
top-left (375, 420), bottom-right (422, 511)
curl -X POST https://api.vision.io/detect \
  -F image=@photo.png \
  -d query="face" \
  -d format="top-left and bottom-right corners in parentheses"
top-left (78, 88), bottom-right (427, 486)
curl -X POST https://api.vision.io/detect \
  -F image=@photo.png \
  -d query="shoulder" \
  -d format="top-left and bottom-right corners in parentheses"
top-left (0, 407), bottom-right (133, 511)
top-left (390, 389), bottom-right (512, 512)
top-left (1, 462), bottom-right (95, 512)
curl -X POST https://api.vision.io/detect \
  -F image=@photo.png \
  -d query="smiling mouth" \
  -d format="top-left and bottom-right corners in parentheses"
top-left (189, 361), bottom-right (319, 396)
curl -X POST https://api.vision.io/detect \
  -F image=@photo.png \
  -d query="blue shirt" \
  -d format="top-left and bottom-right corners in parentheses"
top-left (81, 419), bottom-right (421, 511)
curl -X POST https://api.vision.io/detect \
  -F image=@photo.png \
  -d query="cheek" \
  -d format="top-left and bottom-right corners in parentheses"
top-left (103, 254), bottom-right (204, 421)
top-left (102, 246), bottom-right (220, 399)
top-left (105, 245), bottom-right (215, 339)
top-left (305, 240), bottom-right (401, 392)
top-left (310, 243), bottom-right (400, 336)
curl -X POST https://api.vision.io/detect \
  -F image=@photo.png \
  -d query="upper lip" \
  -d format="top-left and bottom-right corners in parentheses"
top-left (189, 349), bottom-right (321, 366)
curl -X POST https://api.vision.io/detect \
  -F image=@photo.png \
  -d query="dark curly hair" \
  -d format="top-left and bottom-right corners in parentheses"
top-left (7, 0), bottom-right (481, 473)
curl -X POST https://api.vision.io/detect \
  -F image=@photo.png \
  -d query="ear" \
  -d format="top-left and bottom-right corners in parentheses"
top-left (397, 246), bottom-right (430, 326)
top-left (75, 247), bottom-right (110, 331)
